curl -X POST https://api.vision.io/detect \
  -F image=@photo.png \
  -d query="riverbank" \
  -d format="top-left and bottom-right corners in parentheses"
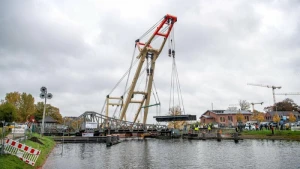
top-left (0, 133), bottom-right (56, 169)
top-left (240, 130), bottom-right (300, 141)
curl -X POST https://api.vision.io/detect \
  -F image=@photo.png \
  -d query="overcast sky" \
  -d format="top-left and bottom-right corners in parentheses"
top-left (1, 0), bottom-right (300, 124)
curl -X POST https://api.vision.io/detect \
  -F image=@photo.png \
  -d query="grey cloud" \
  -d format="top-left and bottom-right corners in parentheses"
top-left (1, 0), bottom-right (300, 124)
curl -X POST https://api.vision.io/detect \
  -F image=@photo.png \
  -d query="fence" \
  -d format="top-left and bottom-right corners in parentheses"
top-left (4, 139), bottom-right (41, 166)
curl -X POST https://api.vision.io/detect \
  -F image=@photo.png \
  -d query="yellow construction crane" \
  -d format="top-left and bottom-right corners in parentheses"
top-left (247, 83), bottom-right (281, 105)
top-left (250, 102), bottom-right (263, 112)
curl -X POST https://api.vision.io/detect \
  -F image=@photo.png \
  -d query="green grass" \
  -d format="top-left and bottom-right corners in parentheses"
top-left (0, 133), bottom-right (56, 169)
top-left (242, 129), bottom-right (300, 138)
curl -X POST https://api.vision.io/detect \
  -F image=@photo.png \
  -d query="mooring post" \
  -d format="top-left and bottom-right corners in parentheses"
top-left (217, 133), bottom-right (221, 141)
top-left (202, 132), bottom-right (206, 140)
top-left (234, 132), bottom-right (239, 143)
top-left (106, 135), bottom-right (112, 146)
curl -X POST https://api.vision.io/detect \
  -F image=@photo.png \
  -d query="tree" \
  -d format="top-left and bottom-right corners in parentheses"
top-left (64, 118), bottom-right (83, 132)
top-left (5, 92), bottom-right (21, 109)
top-left (48, 106), bottom-right (63, 124)
top-left (0, 102), bottom-right (17, 122)
top-left (227, 107), bottom-right (237, 111)
top-left (5, 92), bottom-right (35, 122)
top-left (275, 98), bottom-right (299, 111)
top-left (236, 112), bottom-right (244, 122)
top-left (252, 110), bottom-right (265, 123)
top-left (18, 93), bottom-right (35, 122)
top-left (289, 113), bottom-right (296, 123)
top-left (239, 100), bottom-right (250, 110)
top-left (273, 113), bottom-right (280, 128)
top-left (34, 102), bottom-right (63, 124)
top-left (167, 106), bottom-right (184, 129)
top-left (34, 102), bottom-right (44, 122)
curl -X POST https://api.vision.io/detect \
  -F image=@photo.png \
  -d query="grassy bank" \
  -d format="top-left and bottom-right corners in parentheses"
top-left (240, 130), bottom-right (300, 141)
top-left (0, 133), bottom-right (56, 169)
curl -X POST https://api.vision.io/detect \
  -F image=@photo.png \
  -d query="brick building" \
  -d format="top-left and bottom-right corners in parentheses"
top-left (200, 110), bottom-right (253, 127)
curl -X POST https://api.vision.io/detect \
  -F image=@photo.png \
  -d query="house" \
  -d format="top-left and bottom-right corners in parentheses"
top-left (264, 111), bottom-right (300, 122)
top-left (37, 116), bottom-right (58, 128)
top-left (200, 110), bottom-right (252, 127)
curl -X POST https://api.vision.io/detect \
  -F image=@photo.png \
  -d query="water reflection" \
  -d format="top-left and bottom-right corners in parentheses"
top-left (43, 139), bottom-right (300, 169)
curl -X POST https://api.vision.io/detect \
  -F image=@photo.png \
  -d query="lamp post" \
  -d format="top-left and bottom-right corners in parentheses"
top-left (40, 86), bottom-right (53, 137)
top-left (12, 122), bottom-right (15, 140)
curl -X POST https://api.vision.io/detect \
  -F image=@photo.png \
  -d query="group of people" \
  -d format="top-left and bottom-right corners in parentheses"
top-left (199, 123), bottom-right (213, 133)
top-left (235, 122), bottom-right (276, 134)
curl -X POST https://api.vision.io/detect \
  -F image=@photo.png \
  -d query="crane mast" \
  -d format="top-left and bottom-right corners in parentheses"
top-left (250, 102), bottom-right (263, 112)
top-left (119, 14), bottom-right (177, 125)
top-left (247, 83), bottom-right (281, 105)
top-left (275, 92), bottom-right (300, 95)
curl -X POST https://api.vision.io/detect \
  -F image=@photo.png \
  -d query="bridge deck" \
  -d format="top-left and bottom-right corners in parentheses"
top-left (153, 115), bottom-right (196, 122)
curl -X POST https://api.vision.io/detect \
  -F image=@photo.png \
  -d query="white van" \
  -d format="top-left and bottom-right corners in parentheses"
top-left (245, 124), bottom-right (256, 130)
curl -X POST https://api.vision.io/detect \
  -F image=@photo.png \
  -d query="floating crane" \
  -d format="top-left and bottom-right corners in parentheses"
top-left (247, 83), bottom-right (281, 105)
top-left (250, 102), bottom-right (263, 112)
top-left (275, 92), bottom-right (300, 96)
top-left (105, 14), bottom-right (178, 126)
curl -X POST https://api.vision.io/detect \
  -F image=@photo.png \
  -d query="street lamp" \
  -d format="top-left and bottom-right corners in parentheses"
top-left (40, 86), bottom-right (53, 137)
top-left (12, 121), bottom-right (15, 140)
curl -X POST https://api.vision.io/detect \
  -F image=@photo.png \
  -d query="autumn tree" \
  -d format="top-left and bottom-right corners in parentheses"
top-left (63, 117), bottom-right (82, 132)
top-left (167, 106), bottom-right (185, 129)
top-left (239, 100), bottom-right (250, 110)
top-left (273, 113), bottom-right (280, 128)
top-left (18, 93), bottom-right (35, 122)
top-left (252, 110), bottom-right (265, 123)
top-left (5, 92), bottom-right (35, 122)
top-left (289, 113), bottom-right (296, 123)
top-left (236, 112), bottom-right (244, 122)
top-left (48, 106), bottom-right (63, 124)
top-left (5, 92), bottom-right (21, 109)
top-left (34, 102), bottom-right (63, 124)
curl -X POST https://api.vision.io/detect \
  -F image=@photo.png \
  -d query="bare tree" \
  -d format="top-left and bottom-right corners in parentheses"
top-left (239, 100), bottom-right (250, 110)
top-left (227, 107), bottom-right (238, 111)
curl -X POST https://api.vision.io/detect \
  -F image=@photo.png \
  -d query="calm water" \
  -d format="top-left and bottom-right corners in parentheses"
top-left (43, 139), bottom-right (300, 169)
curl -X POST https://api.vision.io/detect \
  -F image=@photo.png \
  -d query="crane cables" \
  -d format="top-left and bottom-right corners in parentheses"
top-left (168, 27), bottom-right (185, 115)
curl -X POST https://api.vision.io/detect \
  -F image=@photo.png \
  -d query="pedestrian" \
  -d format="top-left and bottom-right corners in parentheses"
top-left (271, 125), bottom-right (274, 135)
top-left (259, 124), bottom-right (262, 130)
top-left (208, 125), bottom-right (211, 133)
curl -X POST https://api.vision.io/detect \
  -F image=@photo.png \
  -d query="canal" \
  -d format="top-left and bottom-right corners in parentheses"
top-left (43, 139), bottom-right (300, 169)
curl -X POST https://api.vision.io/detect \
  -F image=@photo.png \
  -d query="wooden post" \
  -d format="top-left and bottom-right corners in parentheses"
top-left (106, 135), bottom-right (112, 147)
top-left (234, 132), bottom-right (239, 143)
top-left (217, 133), bottom-right (221, 141)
